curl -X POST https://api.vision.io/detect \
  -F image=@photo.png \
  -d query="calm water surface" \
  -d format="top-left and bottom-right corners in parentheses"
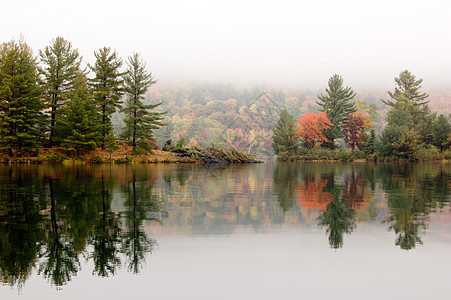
top-left (1, 162), bottom-right (450, 299)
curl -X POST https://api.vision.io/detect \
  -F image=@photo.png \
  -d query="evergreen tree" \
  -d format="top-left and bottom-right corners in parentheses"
top-left (363, 128), bottom-right (376, 155)
top-left (383, 70), bottom-right (431, 146)
top-left (382, 70), bottom-right (429, 124)
top-left (378, 109), bottom-right (413, 157)
top-left (39, 37), bottom-right (81, 147)
top-left (316, 74), bottom-right (356, 149)
top-left (121, 53), bottom-right (165, 153)
top-left (433, 114), bottom-right (451, 151)
top-left (58, 72), bottom-right (101, 156)
top-left (89, 47), bottom-right (123, 150)
top-left (271, 109), bottom-right (299, 160)
top-left (0, 39), bottom-right (45, 156)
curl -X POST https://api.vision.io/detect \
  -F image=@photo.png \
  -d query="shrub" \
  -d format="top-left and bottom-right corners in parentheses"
top-left (89, 155), bottom-right (104, 164)
top-left (43, 153), bottom-right (66, 164)
top-left (413, 145), bottom-right (441, 161)
top-left (115, 156), bottom-right (133, 164)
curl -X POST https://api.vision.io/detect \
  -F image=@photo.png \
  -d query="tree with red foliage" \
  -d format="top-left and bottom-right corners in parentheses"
top-left (297, 112), bottom-right (333, 148)
top-left (341, 113), bottom-right (371, 151)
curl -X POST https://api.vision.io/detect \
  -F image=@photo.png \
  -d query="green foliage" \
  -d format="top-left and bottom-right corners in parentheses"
top-left (378, 71), bottom-right (436, 160)
top-left (271, 109), bottom-right (299, 159)
top-left (0, 39), bottom-right (45, 156)
top-left (115, 155), bottom-right (133, 164)
top-left (413, 145), bottom-right (441, 161)
top-left (443, 149), bottom-right (451, 160)
top-left (316, 74), bottom-right (356, 149)
top-left (378, 109), bottom-right (413, 157)
top-left (175, 137), bottom-right (188, 151)
top-left (433, 114), bottom-right (451, 151)
top-left (392, 129), bottom-right (421, 159)
top-left (89, 155), bottom-right (104, 164)
top-left (39, 36), bottom-right (81, 147)
top-left (89, 47), bottom-right (124, 150)
top-left (382, 70), bottom-right (429, 125)
top-left (42, 153), bottom-right (66, 163)
top-left (298, 147), bottom-right (362, 161)
top-left (363, 129), bottom-right (376, 155)
top-left (121, 53), bottom-right (165, 154)
top-left (58, 72), bottom-right (101, 156)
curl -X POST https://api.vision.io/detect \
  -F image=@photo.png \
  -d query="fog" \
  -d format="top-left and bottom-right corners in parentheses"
top-left (2, 0), bottom-right (451, 90)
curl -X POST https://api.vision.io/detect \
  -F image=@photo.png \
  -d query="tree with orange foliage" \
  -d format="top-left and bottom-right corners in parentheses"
top-left (341, 113), bottom-right (371, 151)
top-left (297, 112), bottom-right (333, 148)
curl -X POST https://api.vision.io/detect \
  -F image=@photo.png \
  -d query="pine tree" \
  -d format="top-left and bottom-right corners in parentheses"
top-left (58, 72), bottom-right (101, 156)
top-left (363, 129), bottom-right (376, 155)
top-left (378, 109), bottom-right (413, 157)
top-left (379, 71), bottom-right (432, 158)
top-left (433, 114), bottom-right (451, 151)
top-left (121, 53), bottom-right (165, 154)
top-left (39, 37), bottom-right (81, 147)
top-left (382, 70), bottom-right (429, 124)
top-left (0, 39), bottom-right (45, 156)
top-left (316, 74), bottom-right (356, 149)
top-left (89, 47), bottom-right (123, 150)
top-left (271, 109), bottom-right (299, 160)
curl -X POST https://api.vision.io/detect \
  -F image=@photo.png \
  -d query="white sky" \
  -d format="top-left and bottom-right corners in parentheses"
top-left (2, 0), bottom-right (451, 89)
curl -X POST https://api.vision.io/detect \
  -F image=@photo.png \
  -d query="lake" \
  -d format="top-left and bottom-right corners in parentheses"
top-left (1, 162), bottom-right (451, 299)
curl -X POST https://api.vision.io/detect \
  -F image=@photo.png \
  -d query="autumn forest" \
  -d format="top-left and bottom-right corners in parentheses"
top-left (1, 36), bottom-right (451, 162)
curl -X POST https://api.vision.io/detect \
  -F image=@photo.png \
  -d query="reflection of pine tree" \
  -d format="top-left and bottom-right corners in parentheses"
top-left (318, 199), bottom-right (356, 249)
top-left (121, 171), bottom-right (162, 274)
top-left (381, 164), bottom-right (431, 250)
top-left (317, 173), bottom-right (356, 249)
top-left (385, 191), bottom-right (427, 250)
top-left (0, 168), bottom-right (43, 288)
top-left (38, 179), bottom-right (80, 287)
top-left (273, 163), bottom-right (297, 212)
top-left (91, 176), bottom-right (121, 277)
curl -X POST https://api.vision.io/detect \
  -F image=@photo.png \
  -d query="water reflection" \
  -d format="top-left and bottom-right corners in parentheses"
top-left (274, 162), bottom-right (450, 249)
top-left (0, 166), bottom-right (165, 288)
top-left (0, 162), bottom-right (450, 289)
top-left (380, 164), bottom-right (451, 250)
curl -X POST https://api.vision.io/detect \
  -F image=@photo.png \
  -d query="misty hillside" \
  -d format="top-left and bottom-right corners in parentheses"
top-left (112, 82), bottom-right (451, 157)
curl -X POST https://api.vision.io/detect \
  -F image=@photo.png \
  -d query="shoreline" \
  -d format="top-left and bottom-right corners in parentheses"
top-left (0, 146), bottom-right (262, 165)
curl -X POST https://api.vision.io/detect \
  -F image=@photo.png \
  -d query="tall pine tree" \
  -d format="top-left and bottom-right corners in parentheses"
top-left (271, 109), bottom-right (299, 160)
top-left (382, 70), bottom-right (429, 123)
top-left (39, 36), bottom-right (81, 147)
top-left (316, 74), bottom-right (356, 149)
top-left (382, 70), bottom-right (431, 146)
top-left (89, 47), bottom-right (123, 150)
top-left (121, 53), bottom-right (165, 154)
top-left (58, 72), bottom-right (101, 156)
top-left (0, 39), bottom-right (45, 156)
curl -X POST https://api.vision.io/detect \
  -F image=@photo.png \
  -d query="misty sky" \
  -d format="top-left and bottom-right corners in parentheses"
top-left (2, 0), bottom-right (451, 89)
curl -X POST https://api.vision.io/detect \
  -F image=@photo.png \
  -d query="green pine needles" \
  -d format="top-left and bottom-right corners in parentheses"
top-left (271, 109), bottom-right (299, 160)
top-left (121, 53), bottom-right (166, 154)
top-left (89, 47), bottom-right (124, 150)
top-left (316, 74), bottom-right (356, 149)
top-left (0, 39), bottom-right (46, 156)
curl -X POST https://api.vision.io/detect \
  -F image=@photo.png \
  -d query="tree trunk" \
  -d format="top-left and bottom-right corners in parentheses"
top-left (102, 103), bottom-right (107, 150)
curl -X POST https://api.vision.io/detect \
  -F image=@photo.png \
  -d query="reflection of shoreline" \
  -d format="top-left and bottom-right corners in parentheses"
top-left (1, 162), bottom-right (450, 289)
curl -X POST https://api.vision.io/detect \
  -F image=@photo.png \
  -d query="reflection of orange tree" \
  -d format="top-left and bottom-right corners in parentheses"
top-left (296, 177), bottom-right (334, 211)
